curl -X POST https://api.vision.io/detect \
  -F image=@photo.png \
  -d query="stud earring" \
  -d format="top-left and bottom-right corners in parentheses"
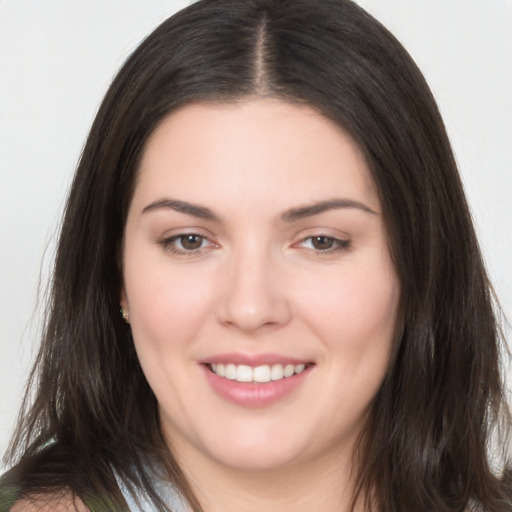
top-left (120, 307), bottom-right (129, 323)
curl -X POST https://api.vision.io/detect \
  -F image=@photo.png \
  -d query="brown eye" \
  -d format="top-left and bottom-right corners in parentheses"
top-left (160, 232), bottom-right (215, 256)
top-left (179, 234), bottom-right (204, 250)
top-left (296, 235), bottom-right (350, 254)
top-left (310, 236), bottom-right (335, 250)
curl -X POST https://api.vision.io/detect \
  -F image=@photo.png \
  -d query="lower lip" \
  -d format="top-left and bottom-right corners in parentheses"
top-left (202, 365), bottom-right (312, 408)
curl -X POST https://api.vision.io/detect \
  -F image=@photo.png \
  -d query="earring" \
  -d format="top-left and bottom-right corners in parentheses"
top-left (120, 307), bottom-right (129, 323)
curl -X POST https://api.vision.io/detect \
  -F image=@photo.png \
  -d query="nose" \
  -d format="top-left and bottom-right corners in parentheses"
top-left (216, 244), bottom-right (292, 333)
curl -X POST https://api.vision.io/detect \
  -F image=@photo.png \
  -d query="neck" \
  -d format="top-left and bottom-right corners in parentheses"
top-left (178, 444), bottom-right (364, 512)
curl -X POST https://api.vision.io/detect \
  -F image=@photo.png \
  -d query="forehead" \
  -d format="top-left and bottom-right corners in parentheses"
top-left (134, 99), bottom-right (379, 214)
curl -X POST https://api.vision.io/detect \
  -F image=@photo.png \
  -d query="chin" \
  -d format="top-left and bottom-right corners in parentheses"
top-left (208, 443), bottom-right (306, 472)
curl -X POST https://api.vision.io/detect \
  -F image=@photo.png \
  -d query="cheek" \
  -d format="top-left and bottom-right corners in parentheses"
top-left (123, 261), bottom-right (218, 409)
top-left (123, 255), bottom-right (216, 353)
top-left (297, 257), bottom-right (399, 356)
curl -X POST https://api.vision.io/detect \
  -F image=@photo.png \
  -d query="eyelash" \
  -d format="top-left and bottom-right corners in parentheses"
top-left (159, 233), bottom-right (350, 257)
top-left (159, 233), bottom-right (215, 256)
top-left (295, 235), bottom-right (350, 255)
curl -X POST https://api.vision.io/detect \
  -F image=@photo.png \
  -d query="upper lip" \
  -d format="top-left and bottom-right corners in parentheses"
top-left (200, 352), bottom-right (313, 367)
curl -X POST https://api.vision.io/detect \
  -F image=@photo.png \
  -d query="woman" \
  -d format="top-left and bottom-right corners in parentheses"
top-left (1, 0), bottom-right (510, 510)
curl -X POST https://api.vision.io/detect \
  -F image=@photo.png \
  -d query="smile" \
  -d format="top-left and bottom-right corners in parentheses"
top-left (209, 363), bottom-right (308, 383)
top-left (203, 360), bottom-right (314, 408)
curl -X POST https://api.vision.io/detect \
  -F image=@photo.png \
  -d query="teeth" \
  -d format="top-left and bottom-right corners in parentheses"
top-left (283, 364), bottom-right (295, 378)
top-left (253, 365), bottom-right (271, 383)
top-left (295, 364), bottom-right (305, 374)
top-left (210, 363), bottom-right (308, 383)
top-left (236, 365), bottom-right (253, 382)
top-left (270, 364), bottom-right (284, 380)
top-left (225, 363), bottom-right (237, 380)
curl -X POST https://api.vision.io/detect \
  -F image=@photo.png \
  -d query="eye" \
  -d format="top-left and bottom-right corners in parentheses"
top-left (176, 234), bottom-right (205, 251)
top-left (160, 233), bottom-right (215, 255)
top-left (297, 235), bottom-right (350, 253)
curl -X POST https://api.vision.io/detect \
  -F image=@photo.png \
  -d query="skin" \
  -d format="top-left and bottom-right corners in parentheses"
top-left (121, 98), bottom-right (400, 511)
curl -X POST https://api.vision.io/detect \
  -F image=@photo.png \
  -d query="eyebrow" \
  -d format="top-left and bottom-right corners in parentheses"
top-left (281, 198), bottom-right (377, 222)
top-left (141, 197), bottom-right (377, 222)
top-left (142, 199), bottom-right (220, 221)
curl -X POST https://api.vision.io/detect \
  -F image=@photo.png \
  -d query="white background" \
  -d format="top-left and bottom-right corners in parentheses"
top-left (1, 0), bottom-right (511, 466)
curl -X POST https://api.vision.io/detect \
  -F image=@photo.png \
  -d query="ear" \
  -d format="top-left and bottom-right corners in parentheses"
top-left (120, 286), bottom-right (129, 323)
top-left (120, 286), bottom-right (128, 312)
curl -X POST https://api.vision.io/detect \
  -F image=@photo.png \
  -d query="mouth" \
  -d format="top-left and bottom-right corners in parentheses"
top-left (201, 357), bottom-right (315, 407)
top-left (206, 362), bottom-right (314, 383)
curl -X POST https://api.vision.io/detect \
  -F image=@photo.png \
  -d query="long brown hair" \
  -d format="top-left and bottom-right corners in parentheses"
top-left (2, 1), bottom-right (511, 510)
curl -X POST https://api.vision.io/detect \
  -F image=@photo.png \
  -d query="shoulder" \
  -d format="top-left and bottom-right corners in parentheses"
top-left (1, 443), bottom-right (123, 511)
top-left (1, 444), bottom-right (133, 511)
top-left (10, 493), bottom-right (89, 512)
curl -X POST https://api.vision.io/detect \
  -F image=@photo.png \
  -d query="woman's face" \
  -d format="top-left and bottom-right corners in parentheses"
top-left (121, 99), bottom-right (399, 473)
